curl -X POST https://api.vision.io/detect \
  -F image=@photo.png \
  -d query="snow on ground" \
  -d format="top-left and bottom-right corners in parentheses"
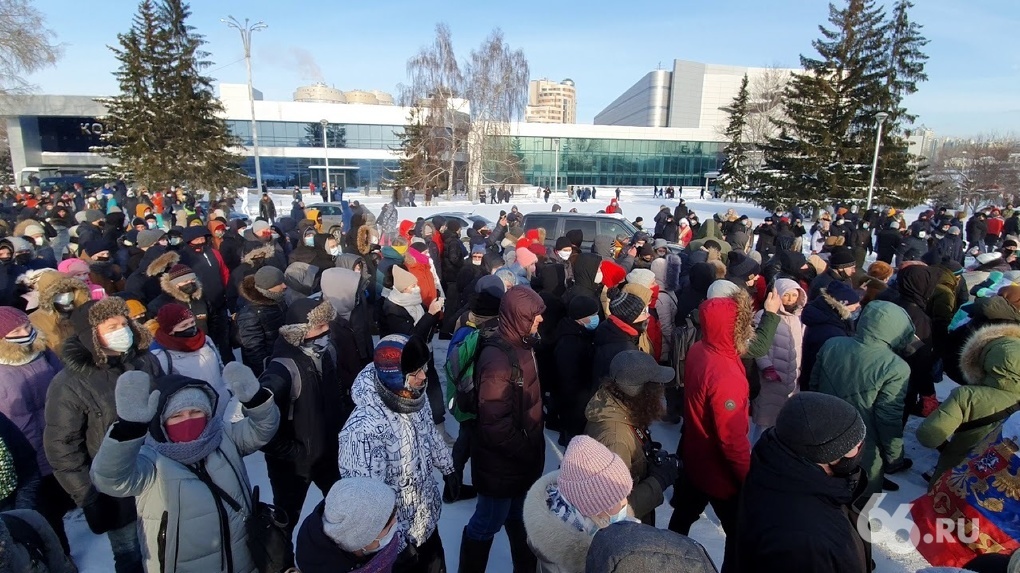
top-left (67, 188), bottom-right (940, 572)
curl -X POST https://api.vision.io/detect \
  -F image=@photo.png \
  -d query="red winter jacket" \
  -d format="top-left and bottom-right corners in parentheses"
top-left (986, 216), bottom-right (1005, 237)
top-left (681, 297), bottom-right (751, 500)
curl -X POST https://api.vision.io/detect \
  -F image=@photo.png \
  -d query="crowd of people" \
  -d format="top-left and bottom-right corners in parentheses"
top-left (0, 180), bottom-right (1018, 573)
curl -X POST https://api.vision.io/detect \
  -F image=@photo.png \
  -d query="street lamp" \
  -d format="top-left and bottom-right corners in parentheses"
top-left (222, 16), bottom-right (267, 198)
top-left (320, 119), bottom-right (330, 201)
top-left (866, 111), bottom-right (890, 211)
top-left (553, 138), bottom-right (560, 193)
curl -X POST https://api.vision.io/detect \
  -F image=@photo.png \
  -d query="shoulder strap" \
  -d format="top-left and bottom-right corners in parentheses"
top-left (956, 402), bottom-right (1020, 434)
top-left (270, 357), bottom-right (303, 420)
top-left (0, 513), bottom-right (46, 564)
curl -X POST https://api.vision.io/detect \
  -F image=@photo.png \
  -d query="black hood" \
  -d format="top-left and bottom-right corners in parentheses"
top-left (898, 265), bottom-right (940, 307)
top-left (572, 253), bottom-right (602, 290)
top-left (688, 262), bottom-right (716, 296)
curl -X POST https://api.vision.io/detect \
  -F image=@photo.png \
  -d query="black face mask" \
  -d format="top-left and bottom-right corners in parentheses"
top-left (191, 244), bottom-right (205, 253)
top-left (93, 255), bottom-right (109, 262)
top-left (14, 254), bottom-right (31, 265)
top-left (829, 447), bottom-right (865, 477)
top-left (522, 332), bottom-right (541, 348)
top-left (172, 326), bottom-right (198, 338)
top-left (633, 320), bottom-right (648, 334)
top-left (180, 283), bottom-right (198, 295)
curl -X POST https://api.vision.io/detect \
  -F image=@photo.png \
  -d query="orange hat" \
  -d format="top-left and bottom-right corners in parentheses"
top-left (867, 261), bottom-right (894, 282)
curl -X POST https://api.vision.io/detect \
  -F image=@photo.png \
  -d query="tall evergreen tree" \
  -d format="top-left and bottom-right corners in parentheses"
top-left (719, 74), bottom-right (751, 197)
top-left (98, 0), bottom-right (243, 194)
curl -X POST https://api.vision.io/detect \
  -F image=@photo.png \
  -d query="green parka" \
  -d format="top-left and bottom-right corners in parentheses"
top-left (810, 301), bottom-right (915, 497)
top-left (917, 323), bottom-right (1020, 481)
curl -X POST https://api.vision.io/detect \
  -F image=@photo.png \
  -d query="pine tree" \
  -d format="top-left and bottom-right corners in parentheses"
top-left (98, 0), bottom-right (243, 195)
top-left (719, 74), bottom-right (751, 198)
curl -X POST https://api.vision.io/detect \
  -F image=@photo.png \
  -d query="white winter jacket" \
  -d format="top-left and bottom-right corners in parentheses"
top-left (338, 364), bottom-right (454, 549)
top-left (752, 284), bottom-right (806, 428)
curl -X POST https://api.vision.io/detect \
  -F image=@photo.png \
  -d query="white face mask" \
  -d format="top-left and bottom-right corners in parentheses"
top-left (363, 523), bottom-right (398, 555)
top-left (32, 237), bottom-right (44, 246)
top-left (472, 258), bottom-right (482, 266)
top-left (408, 286), bottom-right (421, 295)
top-left (557, 250), bottom-right (571, 261)
top-left (102, 326), bottom-right (133, 353)
top-left (329, 247), bottom-right (341, 257)
top-left (594, 270), bottom-right (604, 283)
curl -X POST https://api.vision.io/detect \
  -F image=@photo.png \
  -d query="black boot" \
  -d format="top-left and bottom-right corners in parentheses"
top-left (504, 520), bottom-right (537, 573)
top-left (459, 527), bottom-right (492, 573)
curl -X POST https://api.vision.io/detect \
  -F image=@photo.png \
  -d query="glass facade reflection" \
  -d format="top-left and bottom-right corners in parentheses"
top-left (498, 136), bottom-right (724, 188)
top-left (226, 120), bottom-right (402, 150)
top-left (243, 156), bottom-right (398, 190)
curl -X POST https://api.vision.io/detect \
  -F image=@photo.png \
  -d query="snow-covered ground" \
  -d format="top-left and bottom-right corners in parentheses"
top-left (67, 188), bottom-right (943, 572)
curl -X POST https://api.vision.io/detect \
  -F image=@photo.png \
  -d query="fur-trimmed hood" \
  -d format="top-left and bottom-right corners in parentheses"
top-left (665, 254), bottom-right (683, 291)
top-left (241, 243), bottom-right (275, 265)
top-left (159, 273), bottom-right (203, 303)
top-left (820, 287), bottom-right (852, 320)
top-left (145, 250), bottom-right (180, 278)
top-left (699, 290), bottom-right (753, 356)
top-left (960, 323), bottom-right (1020, 390)
top-left (0, 334), bottom-right (48, 366)
top-left (64, 321), bottom-right (153, 373)
top-left (356, 225), bottom-right (377, 256)
top-left (278, 300), bottom-right (336, 347)
top-left (523, 471), bottom-right (593, 572)
top-left (239, 275), bottom-right (279, 307)
top-left (35, 271), bottom-right (89, 313)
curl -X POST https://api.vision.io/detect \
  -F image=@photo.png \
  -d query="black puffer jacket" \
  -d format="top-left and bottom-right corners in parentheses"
top-left (441, 229), bottom-right (468, 283)
top-left (736, 430), bottom-right (868, 573)
top-left (235, 275), bottom-right (286, 376)
top-left (591, 317), bottom-right (639, 384)
top-left (43, 324), bottom-right (161, 507)
top-left (562, 253), bottom-right (604, 312)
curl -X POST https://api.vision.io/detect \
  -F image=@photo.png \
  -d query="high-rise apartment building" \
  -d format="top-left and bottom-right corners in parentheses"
top-left (526, 78), bottom-right (577, 124)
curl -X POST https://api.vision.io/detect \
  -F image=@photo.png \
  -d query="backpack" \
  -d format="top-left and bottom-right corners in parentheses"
top-left (671, 313), bottom-right (702, 389)
top-left (444, 324), bottom-right (519, 422)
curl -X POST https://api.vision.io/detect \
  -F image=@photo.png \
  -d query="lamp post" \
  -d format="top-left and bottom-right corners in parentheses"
top-left (866, 111), bottom-right (890, 211)
top-left (320, 119), bottom-right (330, 201)
top-left (553, 138), bottom-right (560, 193)
top-left (222, 16), bottom-right (267, 198)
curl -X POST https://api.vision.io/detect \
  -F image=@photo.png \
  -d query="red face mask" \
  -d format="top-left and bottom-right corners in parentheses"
top-left (165, 416), bottom-right (207, 443)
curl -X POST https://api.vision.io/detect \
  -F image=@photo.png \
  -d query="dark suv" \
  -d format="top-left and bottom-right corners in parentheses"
top-left (521, 212), bottom-right (638, 251)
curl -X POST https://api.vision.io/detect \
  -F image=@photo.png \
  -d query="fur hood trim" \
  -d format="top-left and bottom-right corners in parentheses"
top-left (0, 334), bottom-right (48, 366)
top-left (820, 287), bottom-right (852, 320)
top-left (75, 298), bottom-right (153, 369)
top-left (159, 273), bottom-right (203, 303)
top-left (356, 225), bottom-right (376, 256)
top-left (523, 471), bottom-right (593, 572)
top-left (36, 273), bottom-right (89, 312)
top-left (146, 250), bottom-right (180, 278)
top-left (731, 288), bottom-right (754, 357)
top-left (241, 244), bottom-right (275, 265)
top-left (665, 253), bottom-right (683, 291)
top-left (278, 300), bottom-right (336, 346)
top-left (960, 323), bottom-right (1020, 386)
top-left (239, 275), bottom-right (277, 306)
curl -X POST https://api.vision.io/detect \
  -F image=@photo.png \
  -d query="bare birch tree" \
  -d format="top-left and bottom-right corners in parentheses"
top-left (930, 134), bottom-right (1020, 211)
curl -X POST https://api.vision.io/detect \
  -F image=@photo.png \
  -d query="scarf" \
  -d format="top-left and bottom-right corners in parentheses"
top-left (545, 483), bottom-right (597, 536)
top-left (0, 436), bottom-right (16, 504)
top-left (147, 418), bottom-right (224, 466)
top-left (387, 289), bottom-right (426, 325)
top-left (374, 374), bottom-right (426, 415)
top-left (155, 329), bottom-right (207, 353)
top-left (608, 315), bottom-right (639, 337)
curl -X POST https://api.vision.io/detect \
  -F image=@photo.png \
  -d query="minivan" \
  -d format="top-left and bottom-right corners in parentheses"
top-left (521, 212), bottom-right (639, 251)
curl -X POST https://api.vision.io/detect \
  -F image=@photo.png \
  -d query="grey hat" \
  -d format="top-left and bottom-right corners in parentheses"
top-left (652, 238), bottom-right (668, 250)
top-left (254, 266), bottom-right (285, 290)
top-left (84, 209), bottom-right (104, 224)
top-left (161, 387), bottom-right (213, 424)
top-left (137, 229), bottom-right (165, 250)
top-left (775, 392), bottom-right (866, 464)
top-left (322, 478), bottom-right (396, 552)
top-left (610, 350), bottom-right (674, 396)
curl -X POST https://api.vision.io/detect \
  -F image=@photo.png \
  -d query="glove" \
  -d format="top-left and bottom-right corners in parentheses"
top-left (443, 472), bottom-right (461, 501)
top-left (115, 371), bottom-right (160, 424)
top-left (648, 453), bottom-right (681, 491)
top-left (83, 491), bottom-right (136, 534)
top-left (761, 366), bottom-right (782, 383)
top-left (223, 362), bottom-right (260, 403)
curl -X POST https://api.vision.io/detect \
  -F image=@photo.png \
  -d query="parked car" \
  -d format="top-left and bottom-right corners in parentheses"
top-left (521, 212), bottom-right (639, 251)
top-left (306, 201), bottom-right (351, 236)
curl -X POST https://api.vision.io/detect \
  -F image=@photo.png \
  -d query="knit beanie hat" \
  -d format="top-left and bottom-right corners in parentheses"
top-left (554, 236), bottom-right (572, 251)
top-left (867, 261), bottom-right (894, 282)
top-left (161, 386), bottom-right (213, 424)
top-left (527, 243), bottom-right (547, 260)
top-left (707, 279), bottom-right (742, 299)
top-left (608, 290), bottom-right (645, 324)
top-left (373, 334), bottom-right (429, 391)
top-left (622, 283), bottom-right (653, 306)
top-left (626, 269), bottom-right (656, 289)
top-left (167, 264), bottom-right (196, 286)
top-left (558, 435), bottom-right (633, 517)
top-left (471, 243), bottom-right (487, 255)
top-left (252, 220), bottom-right (271, 235)
top-left (828, 246), bottom-right (856, 269)
top-left (322, 478), bottom-right (397, 552)
top-left (726, 251), bottom-right (760, 281)
top-left (125, 299), bottom-right (147, 320)
top-left (83, 239), bottom-right (112, 257)
top-left (137, 229), bottom-right (165, 249)
top-left (391, 265), bottom-right (417, 292)
top-left (156, 303), bottom-right (192, 333)
top-left (999, 285), bottom-right (1020, 310)
top-left (23, 223), bottom-right (44, 237)
top-left (58, 258), bottom-right (89, 276)
top-left (516, 246), bottom-right (538, 268)
top-left (599, 260), bottom-right (626, 288)
top-left (254, 266), bottom-right (285, 290)
top-left (568, 295), bottom-right (600, 320)
top-left (84, 209), bottom-right (104, 224)
top-left (775, 392), bottom-right (866, 464)
top-left (0, 307), bottom-right (29, 338)
top-left (565, 229), bottom-right (584, 248)
top-left (824, 281), bottom-right (862, 306)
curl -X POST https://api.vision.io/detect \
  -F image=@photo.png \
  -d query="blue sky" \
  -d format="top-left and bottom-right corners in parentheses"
top-left (25, 0), bottom-right (1020, 137)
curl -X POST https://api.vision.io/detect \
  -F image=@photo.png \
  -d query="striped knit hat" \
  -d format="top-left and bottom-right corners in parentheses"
top-left (558, 435), bottom-right (632, 517)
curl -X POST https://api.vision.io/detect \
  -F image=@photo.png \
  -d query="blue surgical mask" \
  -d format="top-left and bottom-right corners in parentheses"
top-left (584, 315), bottom-right (599, 331)
top-left (608, 504), bottom-right (630, 524)
top-left (304, 235), bottom-right (315, 247)
top-left (849, 308), bottom-right (862, 322)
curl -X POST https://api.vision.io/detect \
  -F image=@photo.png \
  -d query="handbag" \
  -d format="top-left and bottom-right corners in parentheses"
top-left (246, 486), bottom-right (293, 573)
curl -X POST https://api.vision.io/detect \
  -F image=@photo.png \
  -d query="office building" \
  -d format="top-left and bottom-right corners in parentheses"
top-left (526, 79), bottom-right (577, 124)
